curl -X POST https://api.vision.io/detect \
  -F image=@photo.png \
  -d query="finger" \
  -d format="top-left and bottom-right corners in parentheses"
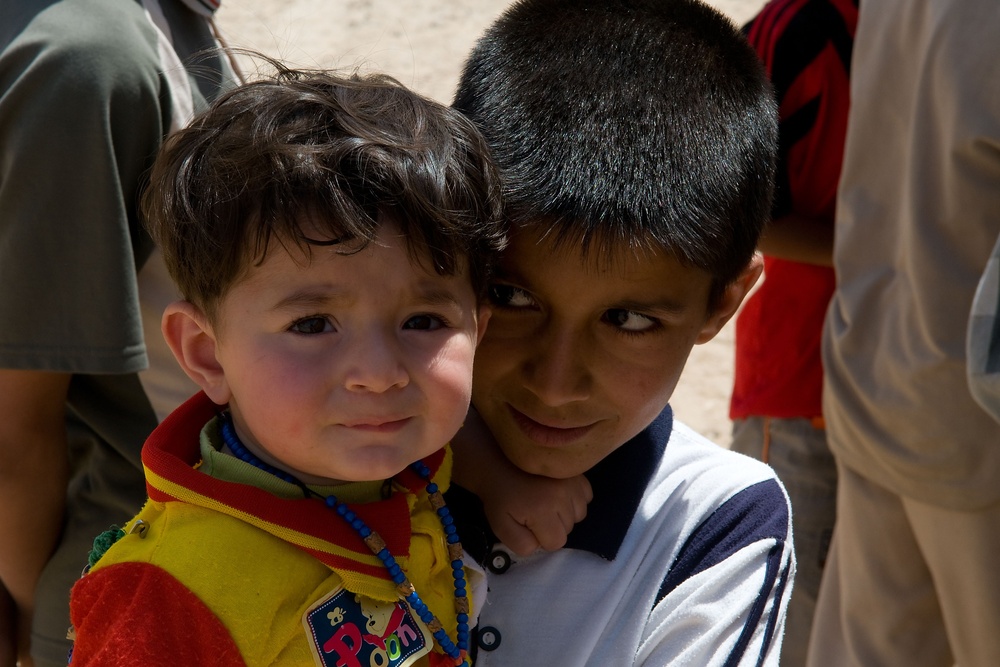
top-left (527, 514), bottom-right (571, 552)
top-left (491, 513), bottom-right (542, 556)
top-left (571, 476), bottom-right (593, 522)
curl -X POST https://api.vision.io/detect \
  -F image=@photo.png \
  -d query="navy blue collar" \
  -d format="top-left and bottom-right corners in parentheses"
top-left (449, 405), bottom-right (672, 563)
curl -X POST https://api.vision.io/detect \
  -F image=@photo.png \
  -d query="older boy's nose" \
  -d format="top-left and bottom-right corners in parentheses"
top-left (344, 333), bottom-right (409, 392)
top-left (521, 325), bottom-right (590, 406)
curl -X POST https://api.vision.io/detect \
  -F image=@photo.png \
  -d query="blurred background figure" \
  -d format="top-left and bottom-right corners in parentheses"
top-left (0, 0), bottom-right (235, 664)
top-left (729, 0), bottom-right (856, 663)
top-left (812, 0), bottom-right (1000, 665)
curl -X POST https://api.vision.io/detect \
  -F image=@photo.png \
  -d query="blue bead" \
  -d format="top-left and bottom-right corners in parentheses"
top-left (441, 515), bottom-right (454, 526)
top-left (426, 482), bottom-right (439, 494)
top-left (445, 524), bottom-right (457, 535)
top-left (451, 560), bottom-right (463, 570)
top-left (377, 548), bottom-right (391, 562)
top-left (325, 496), bottom-right (336, 508)
top-left (447, 533), bottom-right (460, 544)
top-left (351, 518), bottom-right (365, 531)
top-left (455, 588), bottom-right (466, 597)
top-left (359, 526), bottom-right (371, 538)
top-left (457, 613), bottom-right (468, 624)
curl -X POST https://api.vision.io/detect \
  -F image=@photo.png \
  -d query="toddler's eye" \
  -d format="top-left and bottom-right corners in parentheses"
top-left (289, 316), bottom-right (333, 334)
top-left (403, 314), bottom-right (446, 331)
top-left (488, 284), bottom-right (535, 308)
top-left (604, 309), bottom-right (658, 333)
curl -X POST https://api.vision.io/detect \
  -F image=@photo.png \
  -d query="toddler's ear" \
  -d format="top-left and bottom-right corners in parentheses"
top-left (161, 301), bottom-right (231, 405)
top-left (475, 304), bottom-right (492, 346)
top-left (695, 253), bottom-right (764, 345)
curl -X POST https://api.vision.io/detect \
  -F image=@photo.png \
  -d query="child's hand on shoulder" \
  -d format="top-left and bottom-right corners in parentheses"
top-left (451, 407), bottom-right (593, 556)
top-left (483, 469), bottom-right (592, 555)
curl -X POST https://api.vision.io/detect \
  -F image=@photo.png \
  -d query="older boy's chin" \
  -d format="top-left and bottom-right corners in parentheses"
top-left (497, 439), bottom-right (594, 480)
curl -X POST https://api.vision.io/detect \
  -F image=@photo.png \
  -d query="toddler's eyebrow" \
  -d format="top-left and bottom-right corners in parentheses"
top-left (411, 286), bottom-right (467, 311)
top-left (271, 288), bottom-right (349, 311)
top-left (270, 285), bottom-right (466, 312)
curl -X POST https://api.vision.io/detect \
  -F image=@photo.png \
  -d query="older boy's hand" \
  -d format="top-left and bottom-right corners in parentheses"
top-left (485, 472), bottom-right (592, 555)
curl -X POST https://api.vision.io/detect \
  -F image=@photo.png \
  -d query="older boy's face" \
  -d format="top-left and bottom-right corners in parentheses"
top-left (209, 220), bottom-right (487, 485)
top-left (472, 224), bottom-right (733, 479)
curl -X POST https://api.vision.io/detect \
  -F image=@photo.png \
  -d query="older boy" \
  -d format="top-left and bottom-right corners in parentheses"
top-left (68, 64), bottom-right (503, 667)
top-left (448, 0), bottom-right (795, 665)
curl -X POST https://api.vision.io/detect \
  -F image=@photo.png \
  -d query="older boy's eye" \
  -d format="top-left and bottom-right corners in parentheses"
top-left (488, 284), bottom-right (535, 308)
top-left (289, 316), bottom-right (333, 334)
top-left (604, 309), bottom-right (657, 333)
top-left (403, 314), bottom-right (446, 331)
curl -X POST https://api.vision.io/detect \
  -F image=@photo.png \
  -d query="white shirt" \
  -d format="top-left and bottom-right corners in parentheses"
top-left (451, 406), bottom-right (795, 666)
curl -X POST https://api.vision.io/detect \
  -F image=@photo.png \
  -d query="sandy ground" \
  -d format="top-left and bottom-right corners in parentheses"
top-left (214, 0), bottom-right (769, 447)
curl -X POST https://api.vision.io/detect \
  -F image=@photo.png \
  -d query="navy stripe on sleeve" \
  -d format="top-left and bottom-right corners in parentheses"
top-left (657, 478), bottom-right (789, 602)
top-left (723, 540), bottom-right (784, 667)
top-left (655, 478), bottom-right (790, 663)
top-left (756, 559), bottom-right (792, 667)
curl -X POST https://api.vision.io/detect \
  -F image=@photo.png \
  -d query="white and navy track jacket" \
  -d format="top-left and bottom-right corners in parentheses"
top-left (450, 405), bottom-right (795, 666)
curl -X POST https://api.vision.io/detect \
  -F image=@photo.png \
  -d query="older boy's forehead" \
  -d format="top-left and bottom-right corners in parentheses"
top-left (501, 222), bottom-right (678, 278)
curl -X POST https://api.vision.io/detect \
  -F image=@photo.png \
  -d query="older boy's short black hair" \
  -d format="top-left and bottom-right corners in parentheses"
top-left (453, 0), bottom-right (776, 306)
top-left (145, 58), bottom-right (505, 321)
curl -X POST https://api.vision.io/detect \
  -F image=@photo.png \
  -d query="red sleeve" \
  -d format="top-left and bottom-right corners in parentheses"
top-left (69, 562), bottom-right (246, 667)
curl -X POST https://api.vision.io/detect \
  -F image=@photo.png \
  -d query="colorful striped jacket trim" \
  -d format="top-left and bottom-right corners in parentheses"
top-left (141, 392), bottom-right (448, 590)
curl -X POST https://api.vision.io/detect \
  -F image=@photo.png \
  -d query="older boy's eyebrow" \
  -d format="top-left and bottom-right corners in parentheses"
top-left (615, 298), bottom-right (690, 317)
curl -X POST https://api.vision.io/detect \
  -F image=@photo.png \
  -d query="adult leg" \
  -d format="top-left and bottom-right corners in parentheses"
top-left (807, 461), bottom-right (952, 667)
top-left (906, 494), bottom-right (1000, 667)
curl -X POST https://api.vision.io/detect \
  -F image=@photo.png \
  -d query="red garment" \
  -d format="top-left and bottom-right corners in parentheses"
top-left (731, 0), bottom-right (857, 420)
top-left (70, 563), bottom-right (246, 667)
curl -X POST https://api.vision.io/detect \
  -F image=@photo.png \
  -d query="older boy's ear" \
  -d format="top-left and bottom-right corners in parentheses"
top-left (161, 301), bottom-right (232, 405)
top-left (695, 253), bottom-right (764, 345)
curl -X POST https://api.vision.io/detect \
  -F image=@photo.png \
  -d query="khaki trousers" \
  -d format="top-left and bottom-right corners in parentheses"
top-left (807, 462), bottom-right (1000, 667)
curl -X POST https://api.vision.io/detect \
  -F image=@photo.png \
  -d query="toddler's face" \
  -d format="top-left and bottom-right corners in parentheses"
top-left (211, 218), bottom-right (487, 485)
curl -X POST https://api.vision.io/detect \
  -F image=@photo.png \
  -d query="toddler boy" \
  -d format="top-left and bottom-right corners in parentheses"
top-left (68, 63), bottom-right (504, 667)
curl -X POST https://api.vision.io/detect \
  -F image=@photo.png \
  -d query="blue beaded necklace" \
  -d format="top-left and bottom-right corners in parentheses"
top-left (219, 415), bottom-right (470, 666)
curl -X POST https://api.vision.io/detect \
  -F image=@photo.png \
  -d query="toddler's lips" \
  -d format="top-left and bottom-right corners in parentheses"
top-left (340, 417), bottom-right (412, 433)
top-left (507, 405), bottom-right (595, 447)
